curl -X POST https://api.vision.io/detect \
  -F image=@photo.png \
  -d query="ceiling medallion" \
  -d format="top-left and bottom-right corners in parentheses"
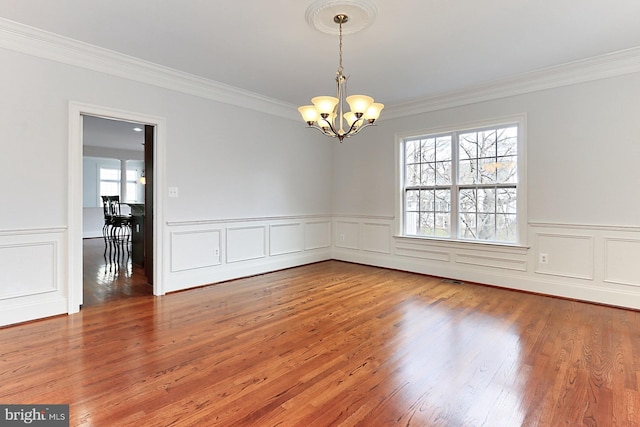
top-left (305, 0), bottom-right (378, 35)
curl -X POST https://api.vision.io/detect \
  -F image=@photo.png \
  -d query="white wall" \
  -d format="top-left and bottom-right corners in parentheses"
top-left (2, 18), bottom-right (640, 326)
top-left (331, 72), bottom-right (640, 308)
top-left (0, 43), bottom-right (333, 325)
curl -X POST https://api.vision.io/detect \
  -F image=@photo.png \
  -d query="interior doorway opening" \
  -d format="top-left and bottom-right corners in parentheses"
top-left (69, 102), bottom-right (165, 313)
top-left (81, 115), bottom-right (155, 307)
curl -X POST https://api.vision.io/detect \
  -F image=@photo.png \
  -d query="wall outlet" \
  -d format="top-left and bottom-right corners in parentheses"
top-left (214, 248), bottom-right (219, 256)
top-left (339, 233), bottom-right (345, 242)
top-left (539, 253), bottom-right (549, 264)
top-left (168, 187), bottom-right (179, 198)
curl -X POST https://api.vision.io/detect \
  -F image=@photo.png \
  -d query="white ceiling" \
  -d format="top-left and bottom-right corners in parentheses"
top-left (1, 0), bottom-right (640, 108)
top-left (82, 115), bottom-right (145, 152)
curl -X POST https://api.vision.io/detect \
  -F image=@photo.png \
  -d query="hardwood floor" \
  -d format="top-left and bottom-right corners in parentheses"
top-left (82, 237), bottom-right (152, 307)
top-left (1, 260), bottom-right (639, 426)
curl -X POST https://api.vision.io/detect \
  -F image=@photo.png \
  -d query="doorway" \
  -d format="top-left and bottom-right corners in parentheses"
top-left (81, 115), bottom-right (154, 306)
top-left (68, 102), bottom-right (166, 313)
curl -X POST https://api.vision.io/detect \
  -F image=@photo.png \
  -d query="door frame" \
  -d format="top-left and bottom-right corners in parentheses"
top-left (68, 102), bottom-right (166, 313)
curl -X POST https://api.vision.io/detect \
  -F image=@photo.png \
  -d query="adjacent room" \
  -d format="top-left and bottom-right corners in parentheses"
top-left (1, 0), bottom-right (640, 425)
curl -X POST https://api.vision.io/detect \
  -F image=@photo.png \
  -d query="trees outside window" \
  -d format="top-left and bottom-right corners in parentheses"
top-left (402, 123), bottom-right (520, 244)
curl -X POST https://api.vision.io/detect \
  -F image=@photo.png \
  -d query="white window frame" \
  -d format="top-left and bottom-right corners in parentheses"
top-left (395, 114), bottom-right (528, 247)
top-left (98, 166), bottom-right (121, 204)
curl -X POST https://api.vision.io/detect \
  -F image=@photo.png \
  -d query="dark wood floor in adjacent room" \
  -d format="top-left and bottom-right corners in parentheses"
top-left (1, 258), bottom-right (639, 426)
top-left (82, 237), bottom-right (152, 307)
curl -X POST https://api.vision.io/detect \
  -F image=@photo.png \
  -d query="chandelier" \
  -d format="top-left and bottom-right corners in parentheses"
top-left (298, 14), bottom-right (383, 142)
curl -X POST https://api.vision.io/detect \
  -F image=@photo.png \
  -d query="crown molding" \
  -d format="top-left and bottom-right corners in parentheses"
top-left (384, 46), bottom-right (640, 119)
top-left (0, 17), bottom-right (299, 121)
top-left (2, 17), bottom-right (640, 123)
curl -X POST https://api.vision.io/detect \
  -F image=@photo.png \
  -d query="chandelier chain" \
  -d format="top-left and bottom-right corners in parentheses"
top-left (338, 18), bottom-right (344, 76)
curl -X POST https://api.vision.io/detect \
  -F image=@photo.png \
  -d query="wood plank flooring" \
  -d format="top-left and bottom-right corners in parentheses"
top-left (82, 237), bottom-right (152, 307)
top-left (1, 260), bottom-right (639, 426)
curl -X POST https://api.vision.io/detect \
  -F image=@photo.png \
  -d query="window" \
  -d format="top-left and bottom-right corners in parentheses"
top-left (99, 164), bottom-right (144, 204)
top-left (401, 118), bottom-right (523, 244)
top-left (99, 167), bottom-right (120, 199)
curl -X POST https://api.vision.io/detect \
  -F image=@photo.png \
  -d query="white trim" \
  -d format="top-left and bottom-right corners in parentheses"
top-left (2, 18), bottom-right (640, 122)
top-left (394, 114), bottom-right (528, 247)
top-left (0, 227), bottom-right (66, 236)
top-left (68, 102), bottom-right (167, 314)
top-left (384, 46), bottom-right (640, 119)
top-left (167, 214), bottom-right (332, 227)
top-left (529, 222), bottom-right (640, 232)
top-left (0, 18), bottom-right (296, 121)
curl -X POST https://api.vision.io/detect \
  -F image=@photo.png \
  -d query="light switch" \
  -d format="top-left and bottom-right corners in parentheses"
top-left (168, 187), bottom-right (179, 198)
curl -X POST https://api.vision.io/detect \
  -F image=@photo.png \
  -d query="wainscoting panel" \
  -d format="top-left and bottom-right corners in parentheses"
top-left (604, 237), bottom-right (640, 287)
top-left (227, 225), bottom-right (266, 263)
top-left (0, 242), bottom-right (56, 299)
top-left (333, 218), bottom-right (640, 309)
top-left (535, 232), bottom-right (593, 279)
top-left (335, 221), bottom-right (359, 250)
top-left (0, 228), bottom-right (67, 327)
top-left (395, 239), bottom-right (451, 262)
top-left (270, 223), bottom-right (303, 256)
top-left (170, 230), bottom-right (221, 272)
top-left (456, 251), bottom-right (528, 272)
top-left (163, 216), bottom-right (332, 294)
top-left (362, 222), bottom-right (391, 254)
top-left (305, 221), bottom-right (331, 250)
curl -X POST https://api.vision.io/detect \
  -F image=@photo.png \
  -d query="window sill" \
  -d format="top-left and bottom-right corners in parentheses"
top-left (393, 235), bottom-right (529, 253)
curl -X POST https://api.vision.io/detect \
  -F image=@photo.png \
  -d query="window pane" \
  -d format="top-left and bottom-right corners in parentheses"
top-left (477, 214), bottom-right (496, 240)
top-left (420, 189), bottom-right (434, 211)
top-left (405, 164), bottom-right (420, 186)
top-left (497, 127), bottom-right (518, 156)
top-left (405, 211), bottom-right (419, 235)
top-left (459, 132), bottom-right (477, 159)
top-left (479, 158), bottom-right (498, 184)
top-left (435, 161), bottom-right (451, 185)
top-left (478, 130), bottom-right (497, 158)
top-left (405, 140), bottom-right (421, 163)
top-left (436, 136), bottom-right (452, 161)
top-left (459, 213), bottom-right (476, 239)
top-left (477, 188), bottom-right (496, 213)
top-left (405, 190), bottom-right (420, 211)
top-left (421, 163), bottom-right (436, 186)
top-left (419, 213), bottom-right (435, 236)
top-left (100, 182), bottom-right (119, 196)
top-left (435, 189), bottom-right (450, 213)
top-left (458, 158), bottom-right (476, 184)
top-left (435, 189), bottom-right (451, 237)
top-left (497, 214), bottom-right (517, 242)
top-left (459, 188), bottom-right (476, 213)
top-left (496, 156), bottom-right (517, 183)
top-left (497, 188), bottom-right (517, 214)
top-left (100, 168), bottom-right (120, 180)
top-left (422, 138), bottom-right (436, 162)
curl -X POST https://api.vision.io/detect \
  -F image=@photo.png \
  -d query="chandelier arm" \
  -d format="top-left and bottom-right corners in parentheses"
top-left (307, 123), bottom-right (339, 138)
top-left (321, 116), bottom-right (344, 139)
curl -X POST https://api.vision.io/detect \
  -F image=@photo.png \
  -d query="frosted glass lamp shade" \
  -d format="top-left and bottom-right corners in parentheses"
top-left (364, 103), bottom-right (384, 121)
top-left (298, 105), bottom-right (319, 123)
top-left (346, 95), bottom-right (373, 114)
top-left (311, 96), bottom-right (339, 114)
top-left (344, 111), bottom-right (360, 127)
